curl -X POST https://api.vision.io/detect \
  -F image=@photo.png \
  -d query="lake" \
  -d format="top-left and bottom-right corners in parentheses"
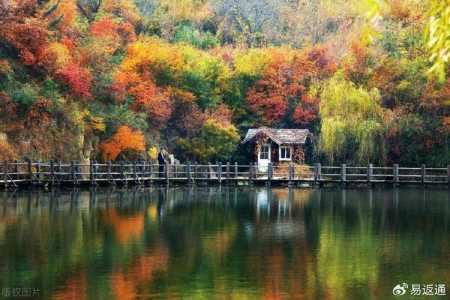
top-left (0, 187), bottom-right (448, 299)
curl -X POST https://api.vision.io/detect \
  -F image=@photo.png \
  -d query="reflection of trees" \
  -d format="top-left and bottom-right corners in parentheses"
top-left (53, 272), bottom-right (87, 300)
top-left (111, 246), bottom-right (169, 300)
top-left (100, 208), bottom-right (144, 243)
top-left (0, 189), bottom-right (165, 300)
top-left (316, 214), bottom-right (381, 299)
top-left (0, 187), bottom-right (448, 299)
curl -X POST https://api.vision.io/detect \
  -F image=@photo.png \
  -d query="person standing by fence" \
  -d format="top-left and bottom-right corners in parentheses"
top-left (158, 150), bottom-right (167, 178)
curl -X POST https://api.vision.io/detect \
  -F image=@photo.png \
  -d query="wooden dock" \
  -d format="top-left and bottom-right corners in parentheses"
top-left (1, 161), bottom-right (449, 189)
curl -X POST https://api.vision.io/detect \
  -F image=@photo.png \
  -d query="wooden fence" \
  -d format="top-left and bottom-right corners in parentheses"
top-left (0, 161), bottom-right (449, 188)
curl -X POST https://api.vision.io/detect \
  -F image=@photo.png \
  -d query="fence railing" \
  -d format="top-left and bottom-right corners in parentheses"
top-left (0, 161), bottom-right (449, 188)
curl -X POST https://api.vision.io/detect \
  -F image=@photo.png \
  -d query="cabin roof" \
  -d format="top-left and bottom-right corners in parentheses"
top-left (242, 128), bottom-right (311, 145)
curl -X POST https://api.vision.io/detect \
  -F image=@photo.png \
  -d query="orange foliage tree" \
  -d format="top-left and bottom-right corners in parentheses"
top-left (0, 141), bottom-right (17, 161)
top-left (100, 125), bottom-right (145, 161)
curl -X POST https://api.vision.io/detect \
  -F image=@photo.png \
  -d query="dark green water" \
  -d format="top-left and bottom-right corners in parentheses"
top-left (0, 187), bottom-right (448, 300)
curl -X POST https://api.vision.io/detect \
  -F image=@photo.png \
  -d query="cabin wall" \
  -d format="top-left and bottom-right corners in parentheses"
top-left (291, 145), bottom-right (304, 164)
top-left (249, 134), bottom-right (307, 165)
top-left (271, 143), bottom-right (279, 163)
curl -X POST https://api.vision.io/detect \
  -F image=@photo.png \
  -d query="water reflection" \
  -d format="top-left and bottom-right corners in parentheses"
top-left (0, 187), bottom-right (449, 300)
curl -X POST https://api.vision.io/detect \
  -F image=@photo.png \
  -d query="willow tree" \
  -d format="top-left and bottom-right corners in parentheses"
top-left (319, 73), bottom-right (385, 164)
top-left (425, 0), bottom-right (450, 83)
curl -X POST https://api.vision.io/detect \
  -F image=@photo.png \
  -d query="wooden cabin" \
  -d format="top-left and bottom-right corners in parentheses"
top-left (241, 128), bottom-right (311, 171)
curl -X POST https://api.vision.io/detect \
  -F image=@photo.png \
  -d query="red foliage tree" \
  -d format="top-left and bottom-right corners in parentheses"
top-left (128, 81), bottom-right (172, 126)
top-left (57, 63), bottom-right (93, 98)
top-left (247, 47), bottom-right (335, 126)
top-left (90, 18), bottom-right (136, 44)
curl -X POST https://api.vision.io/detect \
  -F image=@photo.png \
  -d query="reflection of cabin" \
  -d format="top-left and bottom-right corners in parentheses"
top-left (241, 128), bottom-right (311, 171)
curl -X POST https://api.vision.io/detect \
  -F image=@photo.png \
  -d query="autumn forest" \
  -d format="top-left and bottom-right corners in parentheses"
top-left (0, 0), bottom-right (448, 166)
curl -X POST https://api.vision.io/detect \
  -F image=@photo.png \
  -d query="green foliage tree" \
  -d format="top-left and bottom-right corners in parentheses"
top-left (177, 119), bottom-right (240, 162)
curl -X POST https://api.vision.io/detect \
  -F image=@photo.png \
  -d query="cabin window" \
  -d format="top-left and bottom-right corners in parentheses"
top-left (279, 146), bottom-right (292, 161)
top-left (259, 144), bottom-right (270, 160)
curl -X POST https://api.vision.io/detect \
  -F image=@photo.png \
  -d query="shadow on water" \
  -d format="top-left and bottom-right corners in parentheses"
top-left (0, 187), bottom-right (448, 300)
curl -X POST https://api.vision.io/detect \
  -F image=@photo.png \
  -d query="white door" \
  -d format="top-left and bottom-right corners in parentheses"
top-left (258, 144), bottom-right (271, 172)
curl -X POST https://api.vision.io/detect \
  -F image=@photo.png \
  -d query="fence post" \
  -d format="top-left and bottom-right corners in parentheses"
top-left (165, 162), bottom-right (169, 185)
top-left (107, 161), bottom-right (112, 183)
top-left (3, 161), bottom-right (7, 189)
top-left (133, 161), bottom-right (138, 182)
top-left (187, 163), bottom-right (192, 183)
top-left (93, 160), bottom-right (98, 185)
top-left (394, 164), bottom-right (399, 186)
top-left (447, 165), bottom-right (450, 188)
top-left (14, 160), bottom-right (18, 181)
top-left (119, 161), bottom-right (125, 185)
top-left (226, 162), bottom-right (230, 181)
top-left (36, 160), bottom-right (41, 185)
top-left (218, 162), bottom-right (222, 184)
top-left (28, 160), bottom-right (32, 184)
top-left (89, 160), bottom-right (94, 186)
top-left (367, 163), bottom-right (373, 184)
top-left (234, 162), bottom-right (238, 178)
top-left (57, 161), bottom-right (62, 178)
top-left (314, 163), bottom-right (321, 185)
top-left (248, 163), bottom-right (253, 182)
top-left (50, 160), bottom-right (55, 186)
top-left (70, 161), bottom-right (75, 184)
top-left (341, 163), bottom-right (346, 186)
top-left (421, 164), bottom-right (426, 185)
top-left (267, 162), bottom-right (273, 186)
top-left (288, 163), bottom-right (294, 186)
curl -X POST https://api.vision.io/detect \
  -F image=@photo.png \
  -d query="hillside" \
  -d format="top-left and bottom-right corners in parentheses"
top-left (0, 0), bottom-right (448, 166)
